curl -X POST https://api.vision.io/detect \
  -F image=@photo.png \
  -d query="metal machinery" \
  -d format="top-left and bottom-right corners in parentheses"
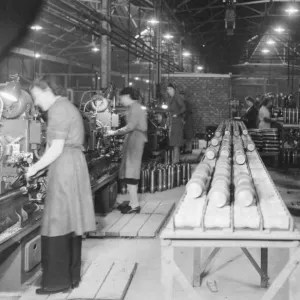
top-left (144, 108), bottom-right (169, 159)
top-left (79, 86), bottom-right (122, 215)
top-left (0, 75), bottom-right (45, 291)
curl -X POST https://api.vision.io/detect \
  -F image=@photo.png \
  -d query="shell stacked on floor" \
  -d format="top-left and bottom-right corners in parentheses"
top-left (174, 119), bottom-right (293, 232)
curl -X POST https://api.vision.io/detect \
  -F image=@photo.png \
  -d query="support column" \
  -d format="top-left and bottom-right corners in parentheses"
top-left (179, 38), bottom-right (184, 71)
top-left (154, 0), bottom-right (162, 99)
top-left (100, 0), bottom-right (111, 89)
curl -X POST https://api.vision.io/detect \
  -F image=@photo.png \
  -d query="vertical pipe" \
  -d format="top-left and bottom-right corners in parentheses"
top-left (127, 1), bottom-right (131, 85)
top-left (148, 61), bottom-right (151, 104)
top-left (100, 0), bottom-right (110, 89)
top-left (179, 38), bottom-right (183, 71)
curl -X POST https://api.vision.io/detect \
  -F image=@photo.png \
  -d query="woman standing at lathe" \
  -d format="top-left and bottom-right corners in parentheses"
top-left (26, 76), bottom-right (96, 294)
top-left (166, 83), bottom-right (186, 164)
top-left (106, 87), bottom-right (147, 214)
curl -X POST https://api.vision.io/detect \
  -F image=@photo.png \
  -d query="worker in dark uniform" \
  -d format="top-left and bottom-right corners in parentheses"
top-left (26, 76), bottom-right (96, 295)
top-left (106, 87), bottom-right (147, 214)
top-left (166, 83), bottom-right (186, 164)
top-left (181, 92), bottom-right (194, 154)
top-left (242, 96), bottom-right (258, 129)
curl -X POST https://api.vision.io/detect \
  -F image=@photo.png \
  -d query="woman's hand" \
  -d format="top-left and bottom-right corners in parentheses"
top-left (25, 165), bottom-right (38, 180)
top-left (106, 130), bottom-right (115, 136)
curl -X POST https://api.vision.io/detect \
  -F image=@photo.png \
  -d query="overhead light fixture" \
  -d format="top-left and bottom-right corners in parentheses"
top-left (129, 82), bottom-right (133, 86)
top-left (197, 66), bottom-right (204, 71)
top-left (34, 53), bottom-right (41, 58)
top-left (274, 27), bottom-right (285, 33)
top-left (163, 33), bottom-right (174, 39)
top-left (141, 105), bottom-right (147, 110)
top-left (182, 51), bottom-right (191, 57)
top-left (161, 103), bottom-right (168, 110)
top-left (266, 39), bottom-right (275, 45)
top-left (134, 77), bottom-right (140, 80)
top-left (31, 25), bottom-right (42, 31)
top-left (147, 18), bottom-right (159, 25)
top-left (92, 47), bottom-right (100, 52)
top-left (262, 48), bottom-right (270, 54)
top-left (285, 7), bottom-right (299, 15)
top-left (145, 79), bottom-right (150, 83)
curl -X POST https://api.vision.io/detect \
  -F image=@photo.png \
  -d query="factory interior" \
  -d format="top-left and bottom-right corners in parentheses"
top-left (2, 0), bottom-right (300, 299)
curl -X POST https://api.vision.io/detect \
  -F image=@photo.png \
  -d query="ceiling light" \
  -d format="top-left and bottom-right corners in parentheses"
top-left (145, 79), bottom-right (150, 83)
top-left (129, 82), bottom-right (133, 86)
top-left (35, 53), bottom-right (41, 58)
top-left (163, 33), bottom-right (174, 39)
top-left (31, 25), bottom-right (42, 31)
top-left (92, 47), bottom-right (100, 52)
top-left (274, 27), bottom-right (285, 33)
top-left (197, 66), bottom-right (204, 71)
top-left (262, 49), bottom-right (270, 54)
top-left (134, 77), bottom-right (140, 80)
top-left (285, 7), bottom-right (299, 15)
top-left (147, 18), bottom-right (159, 25)
top-left (266, 39), bottom-right (275, 45)
top-left (141, 105), bottom-right (147, 110)
top-left (161, 103), bottom-right (168, 109)
top-left (182, 51), bottom-right (191, 57)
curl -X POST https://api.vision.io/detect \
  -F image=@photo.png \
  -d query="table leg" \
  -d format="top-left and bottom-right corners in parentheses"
top-left (161, 239), bottom-right (174, 300)
top-left (192, 248), bottom-right (201, 287)
top-left (261, 248), bottom-right (269, 288)
top-left (288, 247), bottom-right (300, 300)
top-left (261, 247), bottom-right (300, 300)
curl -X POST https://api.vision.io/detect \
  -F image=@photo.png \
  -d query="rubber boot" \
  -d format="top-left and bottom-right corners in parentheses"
top-left (38, 234), bottom-right (72, 293)
top-left (71, 235), bottom-right (82, 288)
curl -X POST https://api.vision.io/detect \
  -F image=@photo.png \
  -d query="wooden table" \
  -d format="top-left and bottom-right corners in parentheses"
top-left (160, 222), bottom-right (300, 300)
top-left (160, 150), bottom-right (300, 300)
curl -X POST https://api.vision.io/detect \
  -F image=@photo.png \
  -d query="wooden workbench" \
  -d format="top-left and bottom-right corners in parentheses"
top-left (160, 150), bottom-right (300, 300)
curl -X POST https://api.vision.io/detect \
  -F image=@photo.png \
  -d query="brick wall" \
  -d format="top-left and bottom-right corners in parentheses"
top-left (161, 73), bottom-right (231, 136)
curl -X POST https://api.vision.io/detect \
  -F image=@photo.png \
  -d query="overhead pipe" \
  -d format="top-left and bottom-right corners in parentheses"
top-left (54, 0), bottom-right (179, 71)
top-left (57, 1), bottom-right (157, 61)
top-left (45, 6), bottom-right (178, 72)
top-left (45, 7), bottom-right (178, 72)
top-left (45, 4), bottom-right (156, 62)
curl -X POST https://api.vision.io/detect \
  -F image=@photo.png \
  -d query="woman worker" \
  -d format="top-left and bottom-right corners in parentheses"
top-left (26, 76), bottom-right (96, 295)
top-left (242, 96), bottom-right (258, 129)
top-left (106, 87), bottom-right (147, 214)
top-left (181, 92), bottom-right (194, 154)
top-left (166, 83), bottom-right (186, 163)
top-left (258, 97), bottom-right (274, 129)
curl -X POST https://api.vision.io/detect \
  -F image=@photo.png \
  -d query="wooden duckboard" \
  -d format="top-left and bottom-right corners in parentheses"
top-left (19, 260), bottom-right (137, 300)
top-left (89, 194), bottom-right (176, 238)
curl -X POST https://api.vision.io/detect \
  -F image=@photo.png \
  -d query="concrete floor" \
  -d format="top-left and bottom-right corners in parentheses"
top-left (82, 168), bottom-right (300, 300)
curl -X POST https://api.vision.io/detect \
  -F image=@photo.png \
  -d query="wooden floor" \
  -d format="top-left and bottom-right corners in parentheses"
top-left (20, 260), bottom-right (137, 300)
top-left (90, 190), bottom-right (176, 238)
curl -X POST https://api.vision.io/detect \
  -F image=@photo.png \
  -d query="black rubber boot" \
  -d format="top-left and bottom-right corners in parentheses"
top-left (71, 235), bottom-right (82, 288)
top-left (39, 234), bottom-right (72, 293)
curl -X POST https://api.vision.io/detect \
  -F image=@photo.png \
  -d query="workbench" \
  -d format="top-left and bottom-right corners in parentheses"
top-left (160, 150), bottom-right (300, 300)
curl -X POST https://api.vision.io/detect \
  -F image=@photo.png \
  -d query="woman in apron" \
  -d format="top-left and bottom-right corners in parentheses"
top-left (242, 96), bottom-right (258, 129)
top-left (106, 87), bottom-right (147, 214)
top-left (26, 76), bottom-right (96, 295)
top-left (181, 92), bottom-right (194, 154)
top-left (258, 97), bottom-right (273, 129)
top-left (166, 83), bottom-right (186, 164)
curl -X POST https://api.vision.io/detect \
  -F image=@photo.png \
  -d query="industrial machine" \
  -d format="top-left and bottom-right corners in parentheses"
top-left (143, 108), bottom-right (169, 160)
top-left (0, 75), bottom-right (45, 290)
